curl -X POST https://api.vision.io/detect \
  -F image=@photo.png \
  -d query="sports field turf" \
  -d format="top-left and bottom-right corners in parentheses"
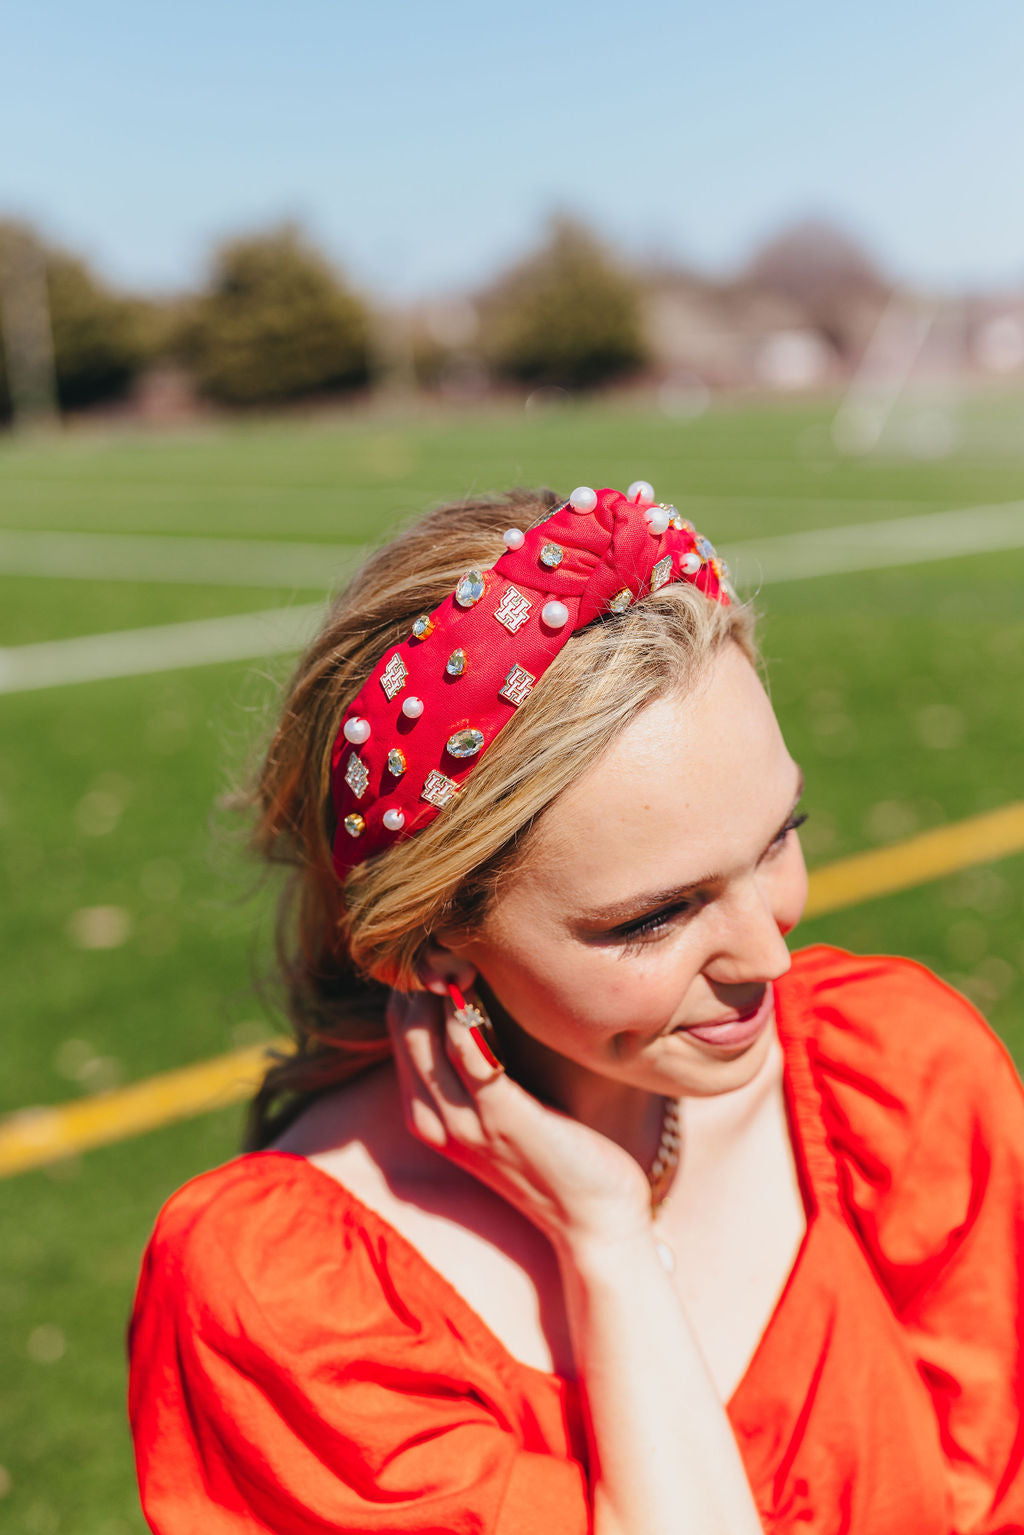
top-left (1, 395), bottom-right (1022, 1533)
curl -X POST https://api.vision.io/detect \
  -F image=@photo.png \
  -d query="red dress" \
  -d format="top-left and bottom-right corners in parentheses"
top-left (128, 947), bottom-right (1024, 1533)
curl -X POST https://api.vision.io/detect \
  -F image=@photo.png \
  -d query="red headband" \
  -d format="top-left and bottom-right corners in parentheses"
top-left (330, 483), bottom-right (730, 874)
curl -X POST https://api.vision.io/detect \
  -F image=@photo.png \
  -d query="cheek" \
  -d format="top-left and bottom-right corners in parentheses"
top-left (481, 937), bottom-right (673, 1048)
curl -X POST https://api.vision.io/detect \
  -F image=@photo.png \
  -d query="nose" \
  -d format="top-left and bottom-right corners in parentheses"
top-left (701, 873), bottom-right (793, 988)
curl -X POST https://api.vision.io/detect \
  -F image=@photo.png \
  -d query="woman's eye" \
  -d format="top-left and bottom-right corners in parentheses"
top-left (613, 901), bottom-right (696, 952)
top-left (767, 811), bottom-right (808, 855)
top-left (607, 811), bottom-right (808, 956)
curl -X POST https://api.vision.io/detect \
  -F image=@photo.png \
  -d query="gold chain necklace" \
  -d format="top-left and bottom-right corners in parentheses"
top-left (648, 1096), bottom-right (681, 1272)
top-left (648, 1096), bottom-right (681, 1212)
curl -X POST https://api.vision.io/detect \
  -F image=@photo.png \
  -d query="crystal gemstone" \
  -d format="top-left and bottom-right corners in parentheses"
top-left (344, 753), bottom-right (369, 799)
top-left (455, 569), bottom-right (485, 607)
top-left (540, 542), bottom-right (564, 568)
top-left (446, 648), bottom-right (467, 676)
top-left (446, 728), bottom-right (485, 759)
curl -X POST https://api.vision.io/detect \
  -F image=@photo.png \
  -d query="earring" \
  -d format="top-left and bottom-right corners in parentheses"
top-left (445, 981), bottom-right (504, 1070)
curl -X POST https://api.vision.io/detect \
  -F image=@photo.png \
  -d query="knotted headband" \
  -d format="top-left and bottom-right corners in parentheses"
top-left (330, 482), bottom-right (731, 874)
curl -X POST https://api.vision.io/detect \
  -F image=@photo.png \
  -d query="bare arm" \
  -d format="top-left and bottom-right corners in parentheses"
top-left (388, 990), bottom-right (763, 1535)
top-left (556, 1229), bottom-right (762, 1535)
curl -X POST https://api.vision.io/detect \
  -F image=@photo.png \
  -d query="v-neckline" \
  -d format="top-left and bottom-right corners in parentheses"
top-left (253, 977), bottom-right (828, 1413)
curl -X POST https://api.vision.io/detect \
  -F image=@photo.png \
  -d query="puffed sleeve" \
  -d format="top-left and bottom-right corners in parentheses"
top-left (127, 1156), bottom-right (590, 1535)
top-left (801, 947), bottom-right (1024, 1535)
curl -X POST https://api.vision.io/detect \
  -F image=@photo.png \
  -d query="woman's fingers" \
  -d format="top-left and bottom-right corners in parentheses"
top-left (387, 988), bottom-right (479, 1150)
top-left (386, 990), bottom-right (449, 1148)
top-left (389, 988), bottom-right (652, 1240)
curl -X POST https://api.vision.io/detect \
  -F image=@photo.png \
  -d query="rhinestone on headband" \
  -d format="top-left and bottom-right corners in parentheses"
top-left (455, 570), bottom-right (486, 607)
top-left (446, 728), bottom-right (484, 758)
top-left (344, 753), bottom-right (369, 799)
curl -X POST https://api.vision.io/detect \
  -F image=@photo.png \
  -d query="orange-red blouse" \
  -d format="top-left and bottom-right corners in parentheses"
top-left (128, 947), bottom-right (1024, 1532)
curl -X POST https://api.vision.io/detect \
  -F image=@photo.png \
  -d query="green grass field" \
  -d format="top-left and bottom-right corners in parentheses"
top-left (1, 395), bottom-right (1022, 1534)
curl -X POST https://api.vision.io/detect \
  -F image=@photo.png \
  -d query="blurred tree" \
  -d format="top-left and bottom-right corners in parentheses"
top-left (480, 217), bottom-right (648, 391)
top-left (740, 218), bottom-right (891, 358)
top-left (48, 252), bottom-right (152, 409)
top-left (180, 224), bottom-right (372, 406)
top-left (0, 221), bottom-right (150, 423)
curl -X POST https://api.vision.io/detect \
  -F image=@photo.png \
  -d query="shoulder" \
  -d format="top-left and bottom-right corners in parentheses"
top-left (136, 1151), bottom-right (450, 1351)
top-left (144, 1150), bottom-right (336, 1276)
top-left (779, 945), bottom-right (1024, 1290)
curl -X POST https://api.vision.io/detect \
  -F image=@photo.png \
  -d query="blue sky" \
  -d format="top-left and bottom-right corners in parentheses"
top-left (3, 0), bottom-right (1022, 300)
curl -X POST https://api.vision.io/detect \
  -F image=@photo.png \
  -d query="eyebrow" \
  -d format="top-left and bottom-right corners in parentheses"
top-left (574, 768), bottom-right (805, 928)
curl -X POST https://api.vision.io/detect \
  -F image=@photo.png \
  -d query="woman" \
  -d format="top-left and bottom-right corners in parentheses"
top-left (128, 483), bottom-right (1024, 1534)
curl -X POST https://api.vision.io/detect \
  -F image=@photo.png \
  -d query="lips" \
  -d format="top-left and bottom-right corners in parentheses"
top-left (675, 987), bottom-right (774, 1050)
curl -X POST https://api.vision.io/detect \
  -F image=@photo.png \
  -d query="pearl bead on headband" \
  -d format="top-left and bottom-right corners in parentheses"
top-left (330, 483), bottom-right (731, 874)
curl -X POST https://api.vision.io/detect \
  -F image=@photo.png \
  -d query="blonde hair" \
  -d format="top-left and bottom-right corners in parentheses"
top-left (243, 487), bottom-right (756, 1147)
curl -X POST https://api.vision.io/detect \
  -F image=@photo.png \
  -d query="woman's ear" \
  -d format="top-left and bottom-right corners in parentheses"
top-left (416, 933), bottom-right (478, 997)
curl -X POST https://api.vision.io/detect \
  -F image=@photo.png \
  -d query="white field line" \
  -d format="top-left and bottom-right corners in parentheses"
top-left (0, 604), bottom-right (325, 694)
top-left (0, 498), bottom-right (1019, 592)
top-left (0, 530), bottom-right (366, 589)
top-left (1, 500), bottom-right (1022, 695)
top-left (726, 498), bottom-right (1024, 586)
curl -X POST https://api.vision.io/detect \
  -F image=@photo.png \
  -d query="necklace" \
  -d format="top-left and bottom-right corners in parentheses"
top-left (648, 1096), bottom-right (681, 1272)
top-left (648, 1096), bottom-right (681, 1213)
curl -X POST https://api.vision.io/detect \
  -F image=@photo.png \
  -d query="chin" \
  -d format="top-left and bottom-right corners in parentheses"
top-left (654, 1021), bottom-right (775, 1099)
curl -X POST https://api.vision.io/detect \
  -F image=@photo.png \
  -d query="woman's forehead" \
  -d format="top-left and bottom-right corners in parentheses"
top-left (510, 648), bottom-right (794, 910)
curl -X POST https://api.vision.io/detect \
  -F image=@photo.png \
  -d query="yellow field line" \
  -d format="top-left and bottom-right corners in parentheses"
top-left (802, 801), bottom-right (1024, 917)
top-left (0, 1040), bottom-right (289, 1179)
top-left (2, 800), bottom-right (1024, 1179)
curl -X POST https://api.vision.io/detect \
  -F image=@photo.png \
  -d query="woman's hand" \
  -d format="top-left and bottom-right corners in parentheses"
top-left (386, 988), bottom-right (653, 1255)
